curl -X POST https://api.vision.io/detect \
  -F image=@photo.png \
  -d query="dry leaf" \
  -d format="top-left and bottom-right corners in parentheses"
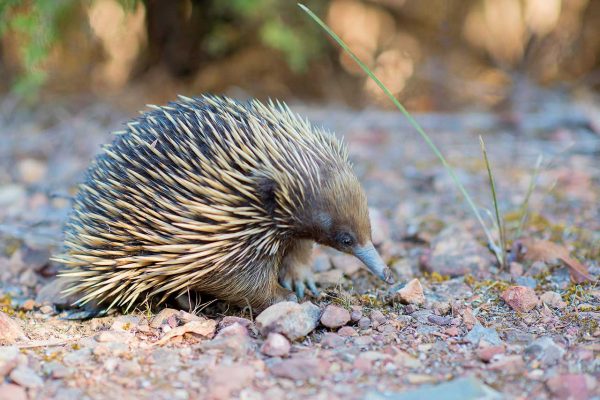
top-left (514, 238), bottom-right (592, 283)
top-left (154, 319), bottom-right (216, 346)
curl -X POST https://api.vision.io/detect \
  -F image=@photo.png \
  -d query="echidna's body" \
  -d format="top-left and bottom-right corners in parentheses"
top-left (57, 95), bottom-right (392, 312)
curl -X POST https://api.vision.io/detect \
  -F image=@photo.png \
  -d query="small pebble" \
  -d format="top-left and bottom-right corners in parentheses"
top-left (260, 333), bottom-right (290, 357)
top-left (337, 326), bottom-right (358, 337)
top-left (320, 305), bottom-right (351, 329)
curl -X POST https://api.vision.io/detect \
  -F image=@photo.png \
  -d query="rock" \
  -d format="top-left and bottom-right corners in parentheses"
top-left (270, 357), bottom-right (329, 381)
top-left (0, 346), bottom-right (19, 377)
top-left (410, 309), bottom-right (433, 324)
top-left (370, 310), bottom-right (386, 324)
top-left (320, 332), bottom-right (345, 348)
top-left (0, 312), bottom-right (26, 344)
top-left (365, 376), bottom-right (501, 400)
top-left (546, 374), bottom-right (594, 400)
top-left (487, 355), bottom-right (525, 373)
top-left (525, 337), bottom-right (565, 366)
top-left (464, 324), bottom-right (502, 346)
top-left (461, 307), bottom-right (478, 329)
top-left (255, 301), bottom-right (320, 341)
top-left (150, 308), bottom-right (180, 329)
top-left (217, 322), bottom-right (248, 338)
top-left (358, 317), bottom-right (371, 330)
top-left (337, 326), bottom-right (358, 337)
top-left (476, 344), bottom-right (505, 362)
top-left (427, 315), bottom-right (452, 326)
top-left (0, 384), bottom-right (27, 400)
top-left (350, 306), bottom-right (363, 322)
top-left (444, 327), bottom-right (460, 336)
top-left (540, 291), bottom-right (567, 309)
top-left (501, 286), bottom-right (540, 312)
top-left (320, 305), bottom-right (351, 328)
top-left (396, 279), bottom-right (425, 305)
top-left (260, 333), bottom-right (290, 357)
top-left (9, 365), bottom-right (43, 388)
top-left (422, 226), bottom-right (494, 278)
top-left (219, 316), bottom-right (253, 329)
top-left (330, 254), bottom-right (362, 276)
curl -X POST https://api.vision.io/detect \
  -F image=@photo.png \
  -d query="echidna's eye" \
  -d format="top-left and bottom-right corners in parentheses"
top-left (337, 232), bottom-right (355, 248)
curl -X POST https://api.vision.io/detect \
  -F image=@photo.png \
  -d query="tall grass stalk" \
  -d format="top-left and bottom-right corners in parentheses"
top-left (479, 136), bottom-right (507, 268)
top-left (298, 4), bottom-right (499, 257)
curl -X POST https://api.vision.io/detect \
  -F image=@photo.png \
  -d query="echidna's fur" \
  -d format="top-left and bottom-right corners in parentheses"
top-left (56, 95), bottom-right (393, 312)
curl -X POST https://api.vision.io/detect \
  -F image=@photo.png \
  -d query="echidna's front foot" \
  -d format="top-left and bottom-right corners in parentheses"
top-left (279, 262), bottom-right (320, 299)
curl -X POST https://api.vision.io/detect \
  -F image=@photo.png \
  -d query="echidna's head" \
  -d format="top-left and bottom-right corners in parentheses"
top-left (295, 168), bottom-right (394, 284)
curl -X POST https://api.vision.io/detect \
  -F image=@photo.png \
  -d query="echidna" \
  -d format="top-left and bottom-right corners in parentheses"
top-left (55, 95), bottom-right (393, 312)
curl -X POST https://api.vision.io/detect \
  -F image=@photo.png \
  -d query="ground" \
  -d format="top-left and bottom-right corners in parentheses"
top-left (0, 92), bottom-right (599, 400)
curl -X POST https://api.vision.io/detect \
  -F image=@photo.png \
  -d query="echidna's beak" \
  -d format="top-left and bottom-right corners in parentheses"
top-left (352, 242), bottom-right (395, 284)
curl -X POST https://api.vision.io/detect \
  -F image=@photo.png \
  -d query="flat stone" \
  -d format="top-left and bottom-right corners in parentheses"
top-left (501, 286), bottom-right (540, 313)
top-left (261, 333), bottom-right (290, 357)
top-left (365, 376), bottom-right (501, 400)
top-left (9, 365), bottom-right (43, 388)
top-left (320, 305), bottom-right (351, 328)
top-left (464, 324), bottom-right (502, 346)
top-left (255, 301), bottom-right (320, 341)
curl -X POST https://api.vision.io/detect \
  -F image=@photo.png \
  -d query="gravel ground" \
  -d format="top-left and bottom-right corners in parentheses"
top-left (0, 93), bottom-right (599, 400)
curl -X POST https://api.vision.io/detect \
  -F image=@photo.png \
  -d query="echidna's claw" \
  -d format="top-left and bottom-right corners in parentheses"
top-left (294, 281), bottom-right (305, 299)
top-left (281, 278), bottom-right (293, 291)
top-left (306, 278), bottom-right (320, 297)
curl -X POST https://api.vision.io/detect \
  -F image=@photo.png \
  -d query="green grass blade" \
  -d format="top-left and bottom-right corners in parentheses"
top-left (479, 136), bottom-right (506, 268)
top-left (298, 3), bottom-right (497, 251)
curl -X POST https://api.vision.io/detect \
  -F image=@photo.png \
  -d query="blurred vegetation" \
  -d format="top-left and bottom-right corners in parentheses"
top-left (0, 0), bottom-right (598, 109)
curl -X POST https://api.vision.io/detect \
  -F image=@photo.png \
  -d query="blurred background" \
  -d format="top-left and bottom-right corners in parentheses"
top-left (0, 0), bottom-right (599, 111)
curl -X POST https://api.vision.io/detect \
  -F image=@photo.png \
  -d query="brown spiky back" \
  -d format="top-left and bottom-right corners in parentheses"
top-left (56, 95), bottom-right (350, 310)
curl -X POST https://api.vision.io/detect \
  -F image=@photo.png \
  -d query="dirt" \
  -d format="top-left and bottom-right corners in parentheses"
top-left (0, 92), bottom-right (598, 399)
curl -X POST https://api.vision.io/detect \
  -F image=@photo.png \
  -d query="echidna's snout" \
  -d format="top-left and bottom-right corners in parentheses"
top-left (352, 242), bottom-right (395, 284)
